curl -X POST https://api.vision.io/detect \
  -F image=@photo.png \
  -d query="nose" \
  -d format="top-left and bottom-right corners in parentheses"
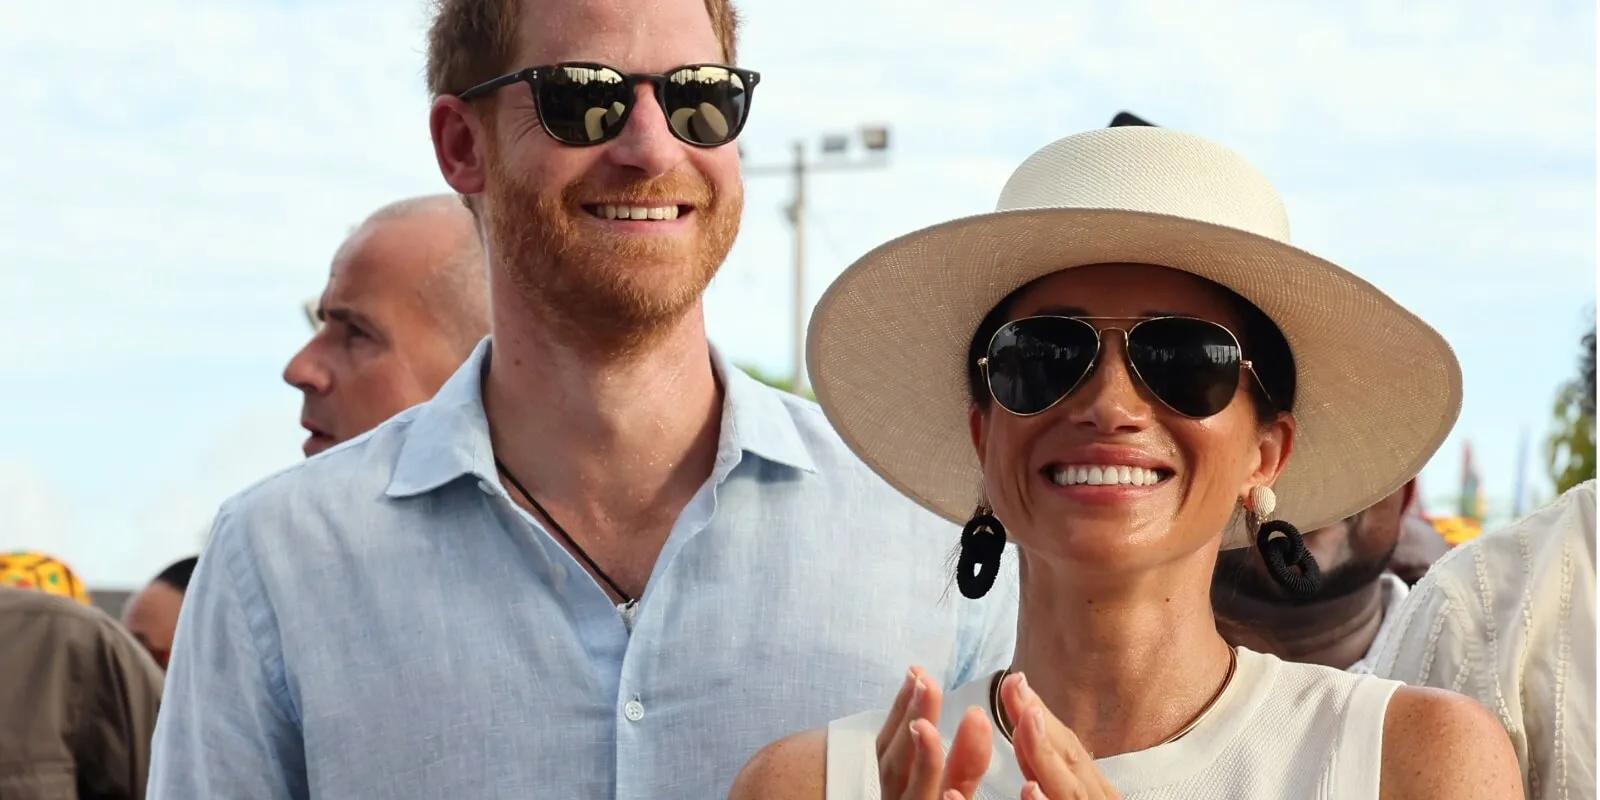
top-left (602, 83), bottom-right (690, 177)
top-left (1060, 330), bottom-right (1153, 433)
top-left (282, 340), bottom-right (331, 396)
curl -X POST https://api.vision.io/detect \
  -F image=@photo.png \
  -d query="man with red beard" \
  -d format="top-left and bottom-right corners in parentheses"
top-left (147, 1), bottom-right (1017, 798)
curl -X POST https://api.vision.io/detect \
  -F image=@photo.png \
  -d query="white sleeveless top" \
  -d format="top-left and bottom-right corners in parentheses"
top-left (825, 647), bottom-right (1401, 799)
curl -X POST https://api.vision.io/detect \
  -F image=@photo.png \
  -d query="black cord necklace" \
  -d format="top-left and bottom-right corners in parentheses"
top-left (494, 457), bottom-right (634, 608)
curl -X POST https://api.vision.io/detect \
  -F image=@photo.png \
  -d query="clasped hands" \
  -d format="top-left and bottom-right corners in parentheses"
top-left (875, 666), bottom-right (1123, 800)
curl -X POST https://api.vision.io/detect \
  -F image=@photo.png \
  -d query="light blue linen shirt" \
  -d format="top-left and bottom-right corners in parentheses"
top-left (149, 339), bottom-right (1018, 799)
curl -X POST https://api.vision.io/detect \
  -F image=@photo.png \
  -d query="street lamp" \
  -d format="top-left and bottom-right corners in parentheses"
top-left (744, 125), bottom-right (892, 394)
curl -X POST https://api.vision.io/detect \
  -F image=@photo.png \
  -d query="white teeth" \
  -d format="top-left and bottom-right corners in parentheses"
top-left (600, 204), bottom-right (680, 221)
top-left (1048, 464), bottom-right (1162, 487)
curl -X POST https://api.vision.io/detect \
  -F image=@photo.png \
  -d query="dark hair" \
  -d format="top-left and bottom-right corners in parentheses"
top-left (154, 556), bottom-right (199, 593)
top-left (964, 271), bottom-right (1297, 422)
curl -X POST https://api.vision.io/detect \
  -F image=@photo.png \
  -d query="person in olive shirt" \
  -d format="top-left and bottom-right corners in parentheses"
top-left (0, 585), bottom-right (164, 799)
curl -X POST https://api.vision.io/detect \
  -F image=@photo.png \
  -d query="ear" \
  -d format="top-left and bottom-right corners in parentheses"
top-left (430, 95), bottom-right (489, 196)
top-left (1399, 477), bottom-right (1419, 512)
top-left (968, 404), bottom-right (988, 471)
top-left (1249, 411), bottom-right (1296, 490)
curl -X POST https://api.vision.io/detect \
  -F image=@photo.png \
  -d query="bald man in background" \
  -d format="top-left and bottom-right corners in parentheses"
top-left (285, 195), bottom-right (490, 456)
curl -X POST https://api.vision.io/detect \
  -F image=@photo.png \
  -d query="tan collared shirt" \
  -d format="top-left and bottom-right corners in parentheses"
top-left (0, 586), bottom-right (164, 799)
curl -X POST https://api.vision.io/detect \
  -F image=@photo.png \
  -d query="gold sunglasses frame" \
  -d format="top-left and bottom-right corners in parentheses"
top-left (975, 315), bottom-right (1272, 419)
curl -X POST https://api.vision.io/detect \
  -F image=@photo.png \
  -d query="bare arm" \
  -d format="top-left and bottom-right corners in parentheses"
top-left (728, 729), bottom-right (827, 800)
top-left (1380, 686), bottom-right (1522, 800)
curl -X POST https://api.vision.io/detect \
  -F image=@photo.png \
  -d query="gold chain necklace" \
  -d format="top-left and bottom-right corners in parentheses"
top-left (989, 646), bottom-right (1238, 748)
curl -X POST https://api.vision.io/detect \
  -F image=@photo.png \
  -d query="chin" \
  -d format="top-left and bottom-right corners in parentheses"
top-left (1015, 509), bottom-right (1202, 576)
top-left (616, 269), bottom-right (713, 315)
top-left (1025, 525), bottom-right (1158, 571)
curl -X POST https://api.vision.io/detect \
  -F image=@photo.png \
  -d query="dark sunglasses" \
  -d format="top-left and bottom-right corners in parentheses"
top-left (977, 316), bottom-right (1270, 419)
top-left (457, 62), bottom-right (760, 148)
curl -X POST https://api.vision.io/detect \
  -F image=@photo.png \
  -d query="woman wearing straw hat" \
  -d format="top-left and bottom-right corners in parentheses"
top-left (729, 127), bottom-right (1522, 799)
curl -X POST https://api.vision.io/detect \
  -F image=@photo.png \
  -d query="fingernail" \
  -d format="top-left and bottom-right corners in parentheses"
top-left (1031, 707), bottom-right (1046, 734)
top-left (1024, 781), bottom-right (1046, 800)
top-left (912, 678), bottom-right (926, 708)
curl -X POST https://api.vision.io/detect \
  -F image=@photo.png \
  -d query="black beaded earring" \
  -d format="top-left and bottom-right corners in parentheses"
top-left (957, 505), bottom-right (1007, 599)
top-left (1246, 485), bottom-right (1322, 598)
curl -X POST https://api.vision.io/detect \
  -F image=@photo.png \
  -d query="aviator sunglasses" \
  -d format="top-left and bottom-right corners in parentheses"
top-left (977, 316), bottom-right (1271, 419)
top-left (457, 62), bottom-right (760, 148)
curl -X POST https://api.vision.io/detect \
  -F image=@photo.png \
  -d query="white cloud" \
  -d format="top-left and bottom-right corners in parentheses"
top-left (131, 402), bottom-right (304, 578)
top-left (0, 460), bottom-right (81, 559)
top-left (0, 0), bottom-right (1591, 582)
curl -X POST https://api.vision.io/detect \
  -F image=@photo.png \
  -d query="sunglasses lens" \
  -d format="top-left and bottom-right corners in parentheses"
top-left (661, 66), bottom-right (750, 145)
top-left (1127, 318), bottom-right (1243, 417)
top-left (986, 317), bottom-right (1099, 415)
top-left (537, 65), bottom-right (633, 144)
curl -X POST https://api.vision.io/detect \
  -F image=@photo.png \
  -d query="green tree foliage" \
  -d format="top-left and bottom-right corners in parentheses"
top-left (738, 365), bottom-right (815, 400)
top-left (1546, 327), bottom-right (1596, 494)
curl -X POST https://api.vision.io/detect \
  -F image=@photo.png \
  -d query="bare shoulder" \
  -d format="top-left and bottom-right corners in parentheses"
top-left (728, 728), bottom-right (828, 800)
top-left (1380, 685), bottom-right (1521, 800)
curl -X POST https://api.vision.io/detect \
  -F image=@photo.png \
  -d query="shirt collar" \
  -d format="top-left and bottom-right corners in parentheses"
top-left (1350, 571), bottom-right (1411, 674)
top-left (713, 347), bottom-right (818, 475)
top-left (384, 337), bottom-right (499, 498)
top-left (385, 338), bottom-right (816, 499)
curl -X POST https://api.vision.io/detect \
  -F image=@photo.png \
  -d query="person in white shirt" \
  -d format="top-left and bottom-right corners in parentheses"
top-left (1375, 479), bottom-right (1596, 800)
top-left (1212, 480), bottom-right (1417, 674)
top-left (729, 125), bottom-right (1523, 799)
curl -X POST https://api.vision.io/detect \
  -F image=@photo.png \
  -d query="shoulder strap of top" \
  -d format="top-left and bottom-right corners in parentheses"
top-left (826, 710), bottom-right (887, 800)
top-left (1325, 675), bottom-right (1403, 797)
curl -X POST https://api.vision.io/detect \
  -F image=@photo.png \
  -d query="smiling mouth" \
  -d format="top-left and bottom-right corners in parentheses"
top-left (1043, 463), bottom-right (1174, 487)
top-left (581, 203), bottom-right (692, 221)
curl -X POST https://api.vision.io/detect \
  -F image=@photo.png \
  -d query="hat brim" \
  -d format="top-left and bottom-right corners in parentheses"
top-left (806, 206), bottom-right (1462, 547)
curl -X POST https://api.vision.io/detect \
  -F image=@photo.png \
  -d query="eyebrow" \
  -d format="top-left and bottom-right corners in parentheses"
top-left (324, 307), bottom-right (376, 330)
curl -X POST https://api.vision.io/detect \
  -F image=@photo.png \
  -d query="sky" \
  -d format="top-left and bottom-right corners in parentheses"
top-left (0, 0), bottom-right (1594, 588)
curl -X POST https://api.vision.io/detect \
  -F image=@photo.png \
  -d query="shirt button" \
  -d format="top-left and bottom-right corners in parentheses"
top-left (623, 699), bottom-right (645, 722)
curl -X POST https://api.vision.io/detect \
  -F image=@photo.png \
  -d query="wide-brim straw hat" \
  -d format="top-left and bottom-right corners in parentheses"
top-left (806, 126), bottom-right (1462, 548)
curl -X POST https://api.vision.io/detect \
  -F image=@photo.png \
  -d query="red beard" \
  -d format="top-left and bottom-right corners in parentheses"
top-left (482, 137), bottom-right (742, 360)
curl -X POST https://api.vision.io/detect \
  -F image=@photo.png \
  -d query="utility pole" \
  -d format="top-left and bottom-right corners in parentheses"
top-left (743, 126), bottom-right (891, 394)
top-left (787, 141), bottom-right (806, 396)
